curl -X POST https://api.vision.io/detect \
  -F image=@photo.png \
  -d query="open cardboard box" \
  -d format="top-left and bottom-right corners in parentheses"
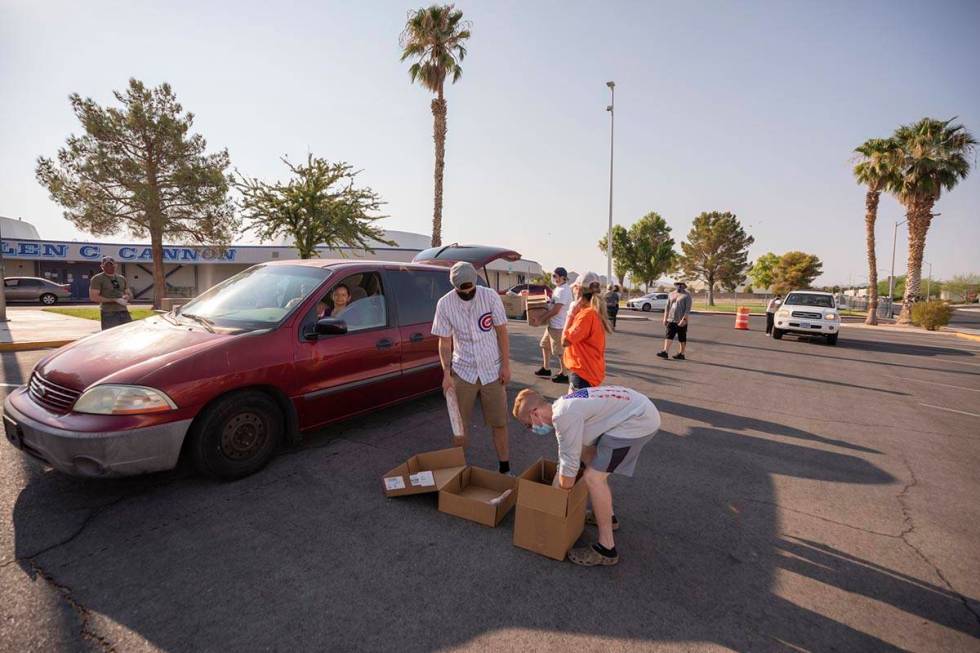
top-left (382, 447), bottom-right (467, 497)
top-left (438, 466), bottom-right (518, 527)
top-left (526, 294), bottom-right (550, 326)
top-left (513, 458), bottom-right (589, 561)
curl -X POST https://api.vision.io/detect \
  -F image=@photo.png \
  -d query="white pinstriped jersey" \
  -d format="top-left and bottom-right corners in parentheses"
top-left (431, 286), bottom-right (508, 384)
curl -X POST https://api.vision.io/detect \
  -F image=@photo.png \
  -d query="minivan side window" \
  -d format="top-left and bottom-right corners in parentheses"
top-left (307, 271), bottom-right (389, 333)
top-left (389, 269), bottom-right (453, 326)
top-left (4, 280), bottom-right (19, 288)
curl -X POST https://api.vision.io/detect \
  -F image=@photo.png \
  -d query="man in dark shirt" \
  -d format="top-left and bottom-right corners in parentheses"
top-left (89, 256), bottom-right (133, 330)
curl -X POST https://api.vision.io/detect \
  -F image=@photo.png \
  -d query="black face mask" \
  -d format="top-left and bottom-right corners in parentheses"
top-left (457, 288), bottom-right (476, 301)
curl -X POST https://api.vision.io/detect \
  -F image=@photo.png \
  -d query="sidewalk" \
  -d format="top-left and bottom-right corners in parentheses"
top-left (841, 319), bottom-right (980, 342)
top-left (0, 308), bottom-right (100, 351)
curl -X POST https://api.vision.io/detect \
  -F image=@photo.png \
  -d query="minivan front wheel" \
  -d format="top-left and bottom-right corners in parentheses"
top-left (189, 391), bottom-right (283, 480)
top-left (40, 293), bottom-right (57, 305)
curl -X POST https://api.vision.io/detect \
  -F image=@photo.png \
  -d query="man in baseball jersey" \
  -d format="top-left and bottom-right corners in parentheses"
top-left (432, 262), bottom-right (512, 474)
top-left (512, 385), bottom-right (661, 566)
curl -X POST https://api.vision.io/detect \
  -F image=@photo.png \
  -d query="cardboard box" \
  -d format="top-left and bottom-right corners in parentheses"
top-left (382, 447), bottom-right (467, 497)
top-left (526, 294), bottom-right (550, 326)
top-left (500, 293), bottom-right (526, 320)
top-left (438, 466), bottom-right (518, 527)
top-left (513, 459), bottom-right (589, 560)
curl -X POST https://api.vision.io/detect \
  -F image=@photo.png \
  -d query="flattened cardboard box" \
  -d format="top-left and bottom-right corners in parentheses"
top-left (438, 466), bottom-right (518, 527)
top-left (382, 447), bottom-right (467, 497)
top-left (513, 458), bottom-right (588, 561)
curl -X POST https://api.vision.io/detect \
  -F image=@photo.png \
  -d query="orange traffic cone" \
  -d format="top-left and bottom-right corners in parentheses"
top-left (734, 306), bottom-right (749, 330)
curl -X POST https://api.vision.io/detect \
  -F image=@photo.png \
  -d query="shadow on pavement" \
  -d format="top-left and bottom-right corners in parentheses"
top-left (691, 359), bottom-right (909, 396)
top-left (13, 399), bottom-right (979, 650)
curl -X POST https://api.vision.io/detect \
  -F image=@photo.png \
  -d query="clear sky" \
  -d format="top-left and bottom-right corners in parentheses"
top-left (2, 0), bottom-right (978, 285)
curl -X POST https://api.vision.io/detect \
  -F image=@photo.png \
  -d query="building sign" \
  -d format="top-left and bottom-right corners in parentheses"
top-left (1, 239), bottom-right (238, 263)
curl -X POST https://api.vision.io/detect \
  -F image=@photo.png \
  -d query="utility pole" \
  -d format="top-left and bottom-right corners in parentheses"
top-left (605, 81), bottom-right (615, 289)
top-left (888, 218), bottom-right (907, 317)
top-left (0, 220), bottom-right (7, 323)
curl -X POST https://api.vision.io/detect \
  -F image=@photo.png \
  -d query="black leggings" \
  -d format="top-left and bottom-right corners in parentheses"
top-left (607, 306), bottom-right (619, 328)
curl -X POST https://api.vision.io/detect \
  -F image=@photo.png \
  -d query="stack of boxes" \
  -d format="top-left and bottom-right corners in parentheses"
top-left (525, 293), bottom-right (550, 326)
top-left (383, 447), bottom-right (587, 560)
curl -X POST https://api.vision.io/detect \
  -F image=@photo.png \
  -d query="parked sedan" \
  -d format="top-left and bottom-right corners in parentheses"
top-left (3, 246), bottom-right (517, 480)
top-left (627, 292), bottom-right (669, 312)
top-left (3, 277), bottom-right (71, 305)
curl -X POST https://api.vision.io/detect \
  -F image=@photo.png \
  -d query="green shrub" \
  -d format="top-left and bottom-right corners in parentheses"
top-left (910, 300), bottom-right (953, 331)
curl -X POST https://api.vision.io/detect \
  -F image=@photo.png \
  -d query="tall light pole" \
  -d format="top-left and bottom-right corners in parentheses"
top-left (924, 260), bottom-right (933, 300)
top-left (888, 218), bottom-right (907, 316)
top-left (605, 81), bottom-right (615, 288)
top-left (0, 219), bottom-right (7, 323)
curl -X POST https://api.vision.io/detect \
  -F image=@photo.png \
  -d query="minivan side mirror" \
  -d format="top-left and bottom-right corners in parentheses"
top-left (314, 317), bottom-right (348, 337)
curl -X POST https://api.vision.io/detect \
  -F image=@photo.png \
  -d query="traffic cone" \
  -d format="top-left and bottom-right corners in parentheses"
top-left (734, 306), bottom-right (749, 330)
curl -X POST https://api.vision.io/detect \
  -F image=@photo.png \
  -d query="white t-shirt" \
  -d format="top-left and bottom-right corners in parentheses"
top-left (431, 286), bottom-right (508, 385)
top-left (549, 283), bottom-right (573, 329)
top-left (551, 386), bottom-right (661, 478)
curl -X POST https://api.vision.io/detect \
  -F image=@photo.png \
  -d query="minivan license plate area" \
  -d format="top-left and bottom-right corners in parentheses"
top-left (4, 415), bottom-right (23, 449)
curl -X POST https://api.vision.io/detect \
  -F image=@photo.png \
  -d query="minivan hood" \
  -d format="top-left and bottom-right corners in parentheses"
top-left (412, 244), bottom-right (521, 269)
top-left (36, 316), bottom-right (227, 391)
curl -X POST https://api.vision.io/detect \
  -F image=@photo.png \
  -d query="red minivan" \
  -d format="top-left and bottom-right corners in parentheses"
top-left (2, 246), bottom-right (520, 479)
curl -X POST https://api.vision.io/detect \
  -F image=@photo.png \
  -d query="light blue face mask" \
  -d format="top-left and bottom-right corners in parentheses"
top-left (531, 423), bottom-right (553, 436)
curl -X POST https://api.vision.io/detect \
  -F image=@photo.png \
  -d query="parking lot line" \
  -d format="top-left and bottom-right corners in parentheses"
top-left (893, 377), bottom-right (980, 393)
top-left (919, 403), bottom-right (980, 418)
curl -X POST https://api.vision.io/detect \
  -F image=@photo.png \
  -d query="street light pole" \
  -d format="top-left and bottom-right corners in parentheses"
top-left (0, 220), bottom-right (7, 323)
top-left (605, 81), bottom-right (615, 288)
top-left (924, 260), bottom-right (933, 300)
top-left (888, 218), bottom-right (907, 316)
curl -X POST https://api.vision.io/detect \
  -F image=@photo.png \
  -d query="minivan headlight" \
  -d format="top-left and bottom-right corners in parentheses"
top-left (74, 385), bottom-right (177, 415)
top-left (824, 312), bottom-right (838, 321)
top-left (777, 310), bottom-right (790, 318)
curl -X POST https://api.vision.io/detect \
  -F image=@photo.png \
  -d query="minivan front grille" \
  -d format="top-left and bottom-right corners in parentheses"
top-left (791, 311), bottom-right (823, 320)
top-left (28, 372), bottom-right (81, 413)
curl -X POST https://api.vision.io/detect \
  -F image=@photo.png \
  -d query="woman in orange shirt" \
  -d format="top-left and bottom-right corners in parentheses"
top-left (562, 272), bottom-right (614, 390)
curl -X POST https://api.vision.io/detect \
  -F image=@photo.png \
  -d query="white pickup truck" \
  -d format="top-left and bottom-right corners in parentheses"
top-left (772, 290), bottom-right (841, 345)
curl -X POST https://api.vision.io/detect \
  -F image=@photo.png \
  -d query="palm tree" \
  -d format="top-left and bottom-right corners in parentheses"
top-left (889, 118), bottom-right (975, 323)
top-left (853, 138), bottom-right (899, 325)
top-left (400, 5), bottom-right (471, 248)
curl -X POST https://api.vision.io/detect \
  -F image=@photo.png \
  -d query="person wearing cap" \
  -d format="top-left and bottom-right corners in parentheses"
top-left (89, 256), bottom-right (133, 330)
top-left (431, 262), bottom-right (513, 474)
top-left (605, 284), bottom-right (621, 330)
top-left (512, 385), bottom-right (662, 567)
top-left (534, 267), bottom-right (573, 384)
top-left (657, 280), bottom-right (692, 360)
top-left (562, 271), bottom-right (613, 390)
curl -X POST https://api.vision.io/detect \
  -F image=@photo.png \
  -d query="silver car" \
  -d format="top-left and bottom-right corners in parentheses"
top-left (3, 277), bottom-right (72, 305)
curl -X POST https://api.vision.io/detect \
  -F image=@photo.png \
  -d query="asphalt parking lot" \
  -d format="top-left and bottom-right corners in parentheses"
top-left (2, 314), bottom-right (979, 652)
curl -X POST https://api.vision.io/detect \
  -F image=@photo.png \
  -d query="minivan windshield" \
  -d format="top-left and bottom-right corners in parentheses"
top-left (177, 265), bottom-right (330, 330)
top-left (785, 293), bottom-right (834, 308)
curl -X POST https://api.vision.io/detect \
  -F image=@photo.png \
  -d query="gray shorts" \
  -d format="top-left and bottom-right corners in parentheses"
top-left (589, 432), bottom-right (655, 477)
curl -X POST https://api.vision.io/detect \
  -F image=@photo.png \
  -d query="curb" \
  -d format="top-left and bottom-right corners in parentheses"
top-left (954, 332), bottom-right (980, 343)
top-left (0, 340), bottom-right (75, 352)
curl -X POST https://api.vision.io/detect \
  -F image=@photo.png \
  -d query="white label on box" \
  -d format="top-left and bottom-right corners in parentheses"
top-left (409, 471), bottom-right (435, 487)
top-left (384, 476), bottom-right (406, 491)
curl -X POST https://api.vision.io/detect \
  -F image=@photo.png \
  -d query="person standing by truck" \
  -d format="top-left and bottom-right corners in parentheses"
top-left (89, 256), bottom-right (133, 330)
top-left (765, 293), bottom-right (782, 335)
top-left (534, 267), bottom-right (573, 384)
top-left (432, 262), bottom-right (513, 475)
top-left (656, 280), bottom-right (692, 360)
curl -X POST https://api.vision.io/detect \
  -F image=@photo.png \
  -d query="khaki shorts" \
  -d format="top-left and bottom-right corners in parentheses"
top-left (539, 327), bottom-right (564, 359)
top-left (453, 374), bottom-right (508, 434)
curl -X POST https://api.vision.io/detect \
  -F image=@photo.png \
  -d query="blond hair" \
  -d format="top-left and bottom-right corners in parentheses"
top-left (512, 388), bottom-right (543, 420)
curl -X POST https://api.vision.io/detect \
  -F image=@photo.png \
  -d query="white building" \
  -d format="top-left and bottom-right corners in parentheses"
top-left (0, 216), bottom-right (542, 301)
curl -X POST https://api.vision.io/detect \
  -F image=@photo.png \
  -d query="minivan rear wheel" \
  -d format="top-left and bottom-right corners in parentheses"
top-left (40, 293), bottom-right (57, 305)
top-left (642, 303), bottom-right (651, 312)
top-left (189, 391), bottom-right (283, 480)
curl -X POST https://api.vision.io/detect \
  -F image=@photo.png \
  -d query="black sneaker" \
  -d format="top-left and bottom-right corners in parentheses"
top-left (534, 367), bottom-right (552, 377)
top-left (672, 353), bottom-right (685, 360)
top-left (656, 351), bottom-right (669, 359)
top-left (551, 373), bottom-right (569, 384)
